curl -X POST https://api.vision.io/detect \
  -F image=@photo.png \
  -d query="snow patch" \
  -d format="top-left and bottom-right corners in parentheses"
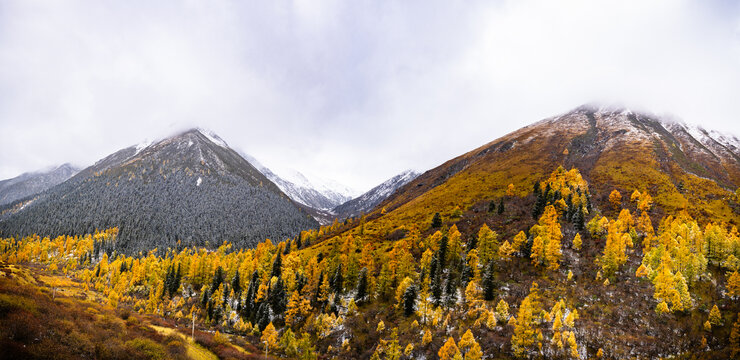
top-left (196, 128), bottom-right (228, 148)
top-left (135, 139), bottom-right (153, 154)
top-left (196, 177), bottom-right (202, 186)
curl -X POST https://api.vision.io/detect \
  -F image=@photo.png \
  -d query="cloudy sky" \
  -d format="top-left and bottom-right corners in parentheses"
top-left (1, 0), bottom-right (739, 192)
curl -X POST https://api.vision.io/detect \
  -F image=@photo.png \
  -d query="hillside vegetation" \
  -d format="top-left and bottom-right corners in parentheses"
top-left (2, 107), bottom-right (740, 359)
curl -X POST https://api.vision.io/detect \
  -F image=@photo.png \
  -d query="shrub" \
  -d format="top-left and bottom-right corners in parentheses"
top-left (125, 338), bottom-right (167, 360)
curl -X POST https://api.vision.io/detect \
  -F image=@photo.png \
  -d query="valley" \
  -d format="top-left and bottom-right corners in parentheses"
top-left (1, 106), bottom-right (739, 359)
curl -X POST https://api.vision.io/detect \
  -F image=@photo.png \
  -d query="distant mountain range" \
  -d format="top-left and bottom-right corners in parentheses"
top-left (0, 163), bottom-right (79, 205)
top-left (0, 129), bottom-right (318, 254)
top-left (0, 129), bottom-right (440, 249)
top-left (332, 170), bottom-right (420, 219)
top-left (241, 153), bottom-right (358, 211)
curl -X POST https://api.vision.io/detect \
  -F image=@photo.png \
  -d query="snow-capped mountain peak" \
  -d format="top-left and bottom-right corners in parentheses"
top-left (332, 169), bottom-right (421, 219)
top-left (238, 152), bottom-right (358, 211)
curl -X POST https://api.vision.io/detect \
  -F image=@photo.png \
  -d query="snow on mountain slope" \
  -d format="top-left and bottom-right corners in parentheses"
top-left (0, 164), bottom-right (80, 205)
top-left (239, 153), bottom-right (358, 211)
top-left (0, 128), bottom-right (317, 254)
top-left (332, 170), bottom-right (420, 219)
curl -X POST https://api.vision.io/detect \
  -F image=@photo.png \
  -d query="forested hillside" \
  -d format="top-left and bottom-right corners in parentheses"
top-left (0, 129), bottom-right (317, 254)
top-left (1, 107), bottom-right (739, 359)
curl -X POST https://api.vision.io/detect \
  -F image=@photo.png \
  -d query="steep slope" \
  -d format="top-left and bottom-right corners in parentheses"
top-left (242, 154), bottom-right (356, 211)
top-left (289, 105), bottom-right (740, 359)
top-left (332, 170), bottom-right (420, 219)
top-left (377, 105), bottom-right (740, 227)
top-left (0, 164), bottom-right (79, 205)
top-left (0, 129), bottom-right (317, 254)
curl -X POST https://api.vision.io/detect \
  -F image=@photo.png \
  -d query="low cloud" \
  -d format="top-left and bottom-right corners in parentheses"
top-left (1, 0), bottom-right (738, 191)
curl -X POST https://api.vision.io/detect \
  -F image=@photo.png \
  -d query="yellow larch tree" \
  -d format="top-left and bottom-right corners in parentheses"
top-left (572, 233), bottom-right (582, 251)
top-left (512, 231), bottom-right (527, 251)
top-left (477, 224), bottom-right (498, 265)
top-left (727, 271), bottom-right (740, 297)
top-left (261, 322), bottom-right (279, 356)
top-left (609, 189), bottom-right (622, 210)
top-left (709, 304), bottom-right (722, 325)
top-left (438, 337), bottom-right (461, 360)
top-left (499, 240), bottom-right (514, 261)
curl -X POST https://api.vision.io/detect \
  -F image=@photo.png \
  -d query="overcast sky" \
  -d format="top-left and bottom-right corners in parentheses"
top-left (1, 0), bottom-right (739, 192)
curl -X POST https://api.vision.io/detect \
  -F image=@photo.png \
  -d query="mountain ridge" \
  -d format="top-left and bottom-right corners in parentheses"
top-left (0, 129), bottom-right (318, 254)
top-left (0, 163), bottom-right (79, 206)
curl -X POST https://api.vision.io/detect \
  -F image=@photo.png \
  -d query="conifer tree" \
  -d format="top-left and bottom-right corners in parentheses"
top-left (356, 268), bottom-right (369, 302)
top-left (261, 322), bottom-right (279, 356)
top-left (271, 252), bottom-right (282, 279)
top-left (545, 233), bottom-right (562, 270)
top-left (730, 314), bottom-right (740, 358)
top-left (530, 236), bottom-right (545, 267)
top-left (609, 189), bottom-right (622, 210)
top-left (499, 240), bottom-right (514, 261)
top-left (285, 290), bottom-right (303, 327)
top-left (496, 299), bottom-right (509, 321)
top-left (438, 337), bottom-right (461, 360)
top-left (210, 266), bottom-right (224, 294)
top-left (498, 198), bottom-right (505, 214)
top-left (709, 304), bottom-right (722, 326)
top-left (572, 233), bottom-right (582, 251)
top-left (432, 212), bottom-right (443, 228)
top-left (403, 285), bottom-right (417, 316)
top-left (512, 231), bottom-right (527, 252)
top-left (459, 329), bottom-right (478, 357)
top-left (330, 264), bottom-right (343, 294)
top-left (231, 269), bottom-right (241, 296)
top-left (511, 295), bottom-right (537, 357)
top-left (482, 261), bottom-right (496, 301)
top-left (477, 224), bottom-right (498, 265)
top-left (727, 271), bottom-right (740, 297)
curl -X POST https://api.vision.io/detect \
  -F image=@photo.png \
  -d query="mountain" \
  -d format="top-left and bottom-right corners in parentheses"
top-left (332, 169), bottom-right (420, 219)
top-left (377, 105), bottom-right (740, 226)
top-left (0, 163), bottom-right (79, 205)
top-left (287, 104), bottom-right (739, 359)
top-left (3, 106), bottom-right (740, 360)
top-left (241, 153), bottom-right (357, 211)
top-left (0, 129), bottom-right (318, 254)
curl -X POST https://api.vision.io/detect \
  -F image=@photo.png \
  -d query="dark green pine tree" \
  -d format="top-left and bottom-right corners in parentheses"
top-left (200, 288), bottom-right (211, 308)
top-left (488, 201), bottom-right (496, 213)
top-left (431, 212), bottom-right (442, 228)
top-left (482, 261), bottom-right (497, 301)
top-left (256, 302), bottom-right (270, 330)
top-left (403, 285), bottom-right (417, 316)
top-left (231, 269), bottom-right (242, 295)
top-left (498, 198), bottom-right (505, 214)
top-left (330, 264), bottom-right (343, 294)
top-left (573, 206), bottom-right (585, 231)
top-left (444, 274), bottom-right (457, 307)
top-left (241, 270), bottom-right (259, 320)
top-left (269, 277), bottom-right (287, 316)
top-left (314, 272), bottom-right (325, 306)
top-left (533, 187), bottom-right (546, 219)
top-left (438, 236), bottom-right (449, 269)
top-left (210, 266), bottom-right (224, 294)
top-left (271, 252), bottom-right (282, 279)
top-left (430, 255), bottom-right (443, 306)
top-left (355, 268), bottom-right (368, 302)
